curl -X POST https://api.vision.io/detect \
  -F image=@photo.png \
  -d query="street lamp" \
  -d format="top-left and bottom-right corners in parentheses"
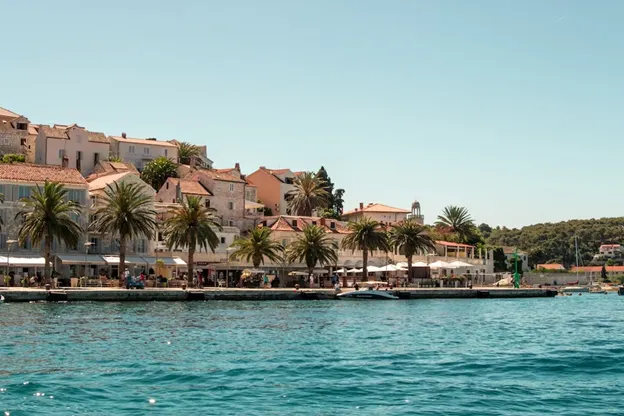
top-left (6, 239), bottom-right (17, 286)
top-left (225, 247), bottom-right (236, 288)
top-left (84, 241), bottom-right (93, 286)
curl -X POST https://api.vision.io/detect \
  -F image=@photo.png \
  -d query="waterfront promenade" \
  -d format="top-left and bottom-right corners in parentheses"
top-left (0, 287), bottom-right (557, 302)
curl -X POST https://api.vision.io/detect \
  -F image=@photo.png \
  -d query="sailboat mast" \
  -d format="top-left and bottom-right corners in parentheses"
top-left (575, 235), bottom-right (579, 279)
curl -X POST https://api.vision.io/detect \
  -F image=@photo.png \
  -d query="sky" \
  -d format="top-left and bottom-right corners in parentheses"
top-left (1, 0), bottom-right (623, 228)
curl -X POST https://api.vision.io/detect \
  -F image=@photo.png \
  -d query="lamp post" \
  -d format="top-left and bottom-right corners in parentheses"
top-left (84, 241), bottom-right (93, 283)
top-left (225, 247), bottom-right (236, 288)
top-left (7, 239), bottom-right (17, 286)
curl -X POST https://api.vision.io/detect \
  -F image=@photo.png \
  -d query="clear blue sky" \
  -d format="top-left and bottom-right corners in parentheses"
top-left (2, 0), bottom-right (623, 228)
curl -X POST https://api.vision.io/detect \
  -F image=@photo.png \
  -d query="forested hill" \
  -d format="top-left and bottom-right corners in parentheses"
top-left (486, 217), bottom-right (624, 267)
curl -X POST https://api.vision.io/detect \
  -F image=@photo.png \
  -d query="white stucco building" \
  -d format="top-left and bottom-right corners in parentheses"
top-left (109, 133), bottom-right (178, 171)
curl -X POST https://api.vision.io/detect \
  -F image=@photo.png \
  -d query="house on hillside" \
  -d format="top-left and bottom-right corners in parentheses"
top-left (342, 202), bottom-right (412, 225)
top-left (0, 106), bottom-right (31, 158)
top-left (245, 167), bottom-right (301, 215)
top-left (109, 133), bottom-right (178, 171)
top-left (502, 247), bottom-right (530, 272)
top-left (33, 123), bottom-right (110, 177)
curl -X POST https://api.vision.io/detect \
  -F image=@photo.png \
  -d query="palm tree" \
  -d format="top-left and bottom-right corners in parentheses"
top-left (389, 219), bottom-right (437, 282)
top-left (435, 205), bottom-right (475, 243)
top-left (229, 227), bottom-right (283, 268)
top-left (92, 182), bottom-right (156, 285)
top-left (162, 196), bottom-right (222, 287)
top-left (16, 181), bottom-right (83, 284)
top-left (140, 156), bottom-right (179, 191)
top-left (286, 172), bottom-right (329, 216)
top-left (177, 142), bottom-right (201, 165)
top-left (286, 225), bottom-right (338, 280)
top-left (341, 217), bottom-right (390, 281)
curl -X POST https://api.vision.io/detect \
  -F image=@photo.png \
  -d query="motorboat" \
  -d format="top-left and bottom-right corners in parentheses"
top-left (337, 287), bottom-right (398, 300)
top-left (0, 295), bottom-right (4, 303)
top-left (561, 286), bottom-right (589, 294)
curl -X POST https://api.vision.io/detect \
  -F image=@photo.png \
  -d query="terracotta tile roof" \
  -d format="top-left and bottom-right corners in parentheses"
top-left (177, 179), bottom-right (213, 196)
top-left (600, 244), bottom-right (621, 250)
top-left (39, 125), bottom-right (68, 139)
top-left (343, 203), bottom-right (411, 216)
top-left (110, 136), bottom-right (177, 148)
top-left (0, 163), bottom-right (87, 186)
top-left (186, 168), bottom-right (245, 183)
top-left (88, 171), bottom-right (134, 190)
top-left (0, 107), bottom-right (20, 118)
top-left (436, 241), bottom-right (475, 248)
top-left (293, 171), bottom-right (305, 177)
top-left (270, 217), bottom-right (296, 232)
top-left (536, 264), bottom-right (566, 271)
top-left (263, 215), bottom-right (349, 234)
top-left (28, 124), bottom-right (39, 135)
top-left (86, 131), bottom-right (109, 144)
top-left (571, 266), bottom-right (624, 273)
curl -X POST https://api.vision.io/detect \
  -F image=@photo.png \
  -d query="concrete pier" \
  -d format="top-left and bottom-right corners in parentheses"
top-left (0, 287), bottom-right (557, 302)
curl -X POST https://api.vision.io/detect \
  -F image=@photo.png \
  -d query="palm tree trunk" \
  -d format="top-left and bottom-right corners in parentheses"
top-left (119, 236), bottom-right (126, 288)
top-left (362, 249), bottom-right (368, 282)
top-left (407, 255), bottom-right (413, 286)
top-left (44, 235), bottom-right (52, 285)
top-left (188, 246), bottom-right (195, 288)
top-left (308, 267), bottom-right (314, 288)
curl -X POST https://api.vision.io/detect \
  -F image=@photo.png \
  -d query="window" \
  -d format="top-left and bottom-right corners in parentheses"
top-left (312, 221), bottom-right (317, 225)
top-left (67, 189), bottom-right (84, 204)
top-left (330, 221), bottom-right (336, 229)
top-left (205, 199), bottom-right (211, 208)
top-left (94, 153), bottom-right (100, 165)
top-left (58, 149), bottom-right (65, 159)
top-left (228, 201), bottom-right (234, 210)
top-left (228, 220), bottom-right (234, 227)
top-left (135, 239), bottom-right (147, 253)
top-left (90, 237), bottom-right (99, 252)
top-left (18, 186), bottom-right (31, 199)
top-left (144, 147), bottom-right (150, 154)
top-left (16, 123), bottom-right (27, 131)
top-left (129, 145), bottom-right (135, 154)
top-left (229, 183), bottom-right (234, 192)
top-left (220, 237), bottom-right (226, 244)
top-left (166, 182), bottom-right (169, 190)
top-left (164, 149), bottom-right (168, 157)
top-left (20, 138), bottom-right (26, 146)
top-left (282, 239), bottom-right (287, 247)
top-left (157, 232), bottom-right (163, 242)
top-left (292, 219), bottom-right (298, 227)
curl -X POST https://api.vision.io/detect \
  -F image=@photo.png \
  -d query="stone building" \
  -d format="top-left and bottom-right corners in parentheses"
top-left (0, 107), bottom-right (31, 158)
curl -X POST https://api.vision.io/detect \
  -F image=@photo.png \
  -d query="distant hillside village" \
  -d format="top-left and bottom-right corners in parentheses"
top-left (3, 104), bottom-right (619, 288)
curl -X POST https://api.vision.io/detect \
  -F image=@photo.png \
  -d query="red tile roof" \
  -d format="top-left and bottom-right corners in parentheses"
top-left (0, 106), bottom-right (20, 119)
top-left (0, 163), bottom-right (88, 186)
top-left (178, 179), bottom-right (212, 196)
top-left (436, 241), bottom-right (475, 248)
top-left (186, 168), bottom-right (245, 183)
top-left (536, 264), bottom-right (566, 271)
top-left (263, 215), bottom-right (349, 234)
top-left (343, 203), bottom-right (410, 216)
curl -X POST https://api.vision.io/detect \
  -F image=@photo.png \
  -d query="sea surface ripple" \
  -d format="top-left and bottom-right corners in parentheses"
top-left (2, 295), bottom-right (624, 415)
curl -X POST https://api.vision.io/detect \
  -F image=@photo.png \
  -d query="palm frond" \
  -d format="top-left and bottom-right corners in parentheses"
top-left (162, 196), bottom-right (222, 253)
top-left (286, 225), bottom-right (338, 270)
top-left (389, 219), bottom-right (436, 257)
top-left (286, 172), bottom-right (329, 216)
top-left (229, 227), bottom-right (284, 268)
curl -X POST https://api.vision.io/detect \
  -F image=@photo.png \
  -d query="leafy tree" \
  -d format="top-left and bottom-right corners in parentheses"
top-left (140, 157), bottom-right (178, 191)
top-left (177, 142), bottom-right (201, 165)
top-left (318, 208), bottom-right (342, 220)
top-left (601, 265), bottom-right (610, 282)
top-left (262, 206), bottom-right (273, 216)
top-left (606, 258), bottom-right (616, 266)
top-left (229, 227), bottom-right (284, 268)
top-left (388, 220), bottom-right (436, 281)
top-left (478, 223), bottom-right (492, 239)
top-left (16, 181), bottom-right (82, 283)
top-left (316, 167), bottom-right (345, 214)
top-left (93, 182), bottom-right (156, 285)
top-left (162, 196), bottom-right (221, 287)
top-left (435, 205), bottom-right (475, 243)
top-left (0, 154), bottom-right (25, 164)
top-left (492, 247), bottom-right (508, 272)
top-left (286, 172), bottom-right (329, 216)
top-left (286, 225), bottom-right (338, 278)
top-left (341, 217), bottom-right (390, 281)
top-left (108, 154), bottom-right (123, 163)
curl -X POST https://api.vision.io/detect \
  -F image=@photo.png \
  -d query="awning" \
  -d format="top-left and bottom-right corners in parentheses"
top-left (0, 256), bottom-right (50, 267)
top-left (102, 255), bottom-right (149, 265)
top-left (244, 201), bottom-right (264, 209)
top-left (56, 254), bottom-right (106, 265)
top-left (140, 256), bottom-right (180, 266)
top-left (173, 257), bottom-right (187, 266)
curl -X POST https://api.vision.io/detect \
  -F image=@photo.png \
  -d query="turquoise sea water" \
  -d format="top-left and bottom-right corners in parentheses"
top-left (1, 296), bottom-right (624, 415)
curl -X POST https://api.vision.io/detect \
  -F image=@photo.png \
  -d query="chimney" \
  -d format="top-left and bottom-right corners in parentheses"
top-left (320, 218), bottom-right (326, 226)
top-left (175, 180), bottom-right (182, 202)
top-left (359, 202), bottom-right (364, 210)
top-left (190, 156), bottom-right (197, 170)
top-left (260, 166), bottom-right (266, 169)
top-left (121, 132), bottom-right (127, 139)
top-left (235, 162), bottom-right (240, 171)
top-left (61, 155), bottom-right (69, 168)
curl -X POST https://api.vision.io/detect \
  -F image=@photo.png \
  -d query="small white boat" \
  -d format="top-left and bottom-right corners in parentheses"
top-left (0, 295), bottom-right (4, 303)
top-left (337, 288), bottom-right (399, 300)
top-left (561, 286), bottom-right (589, 294)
